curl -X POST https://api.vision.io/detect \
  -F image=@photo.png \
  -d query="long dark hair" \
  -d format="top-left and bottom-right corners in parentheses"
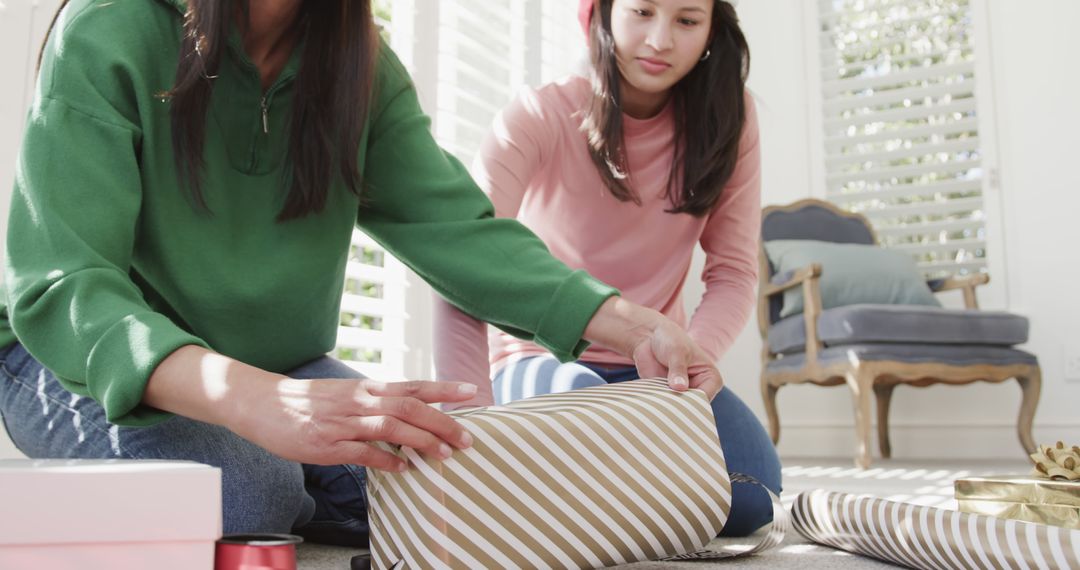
top-left (41, 0), bottom-right (378, 221)
top-left (581, 0), bottom-right (750, 217)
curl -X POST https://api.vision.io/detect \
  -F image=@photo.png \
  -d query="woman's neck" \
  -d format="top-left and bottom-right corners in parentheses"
top-left (618, 77), bottom-right (671, 119)
top-left (242, 0), bottom-right (304, 90)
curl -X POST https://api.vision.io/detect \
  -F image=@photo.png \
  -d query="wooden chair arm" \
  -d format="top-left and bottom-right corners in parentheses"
top-left (758, 263), bottom-right (826, 362)
top-left (798, 266), bottom-right (826, 361)
top-left (927, 273), bottom-right (990, 309)
top-left (762, 263), bottom-right (823, 298)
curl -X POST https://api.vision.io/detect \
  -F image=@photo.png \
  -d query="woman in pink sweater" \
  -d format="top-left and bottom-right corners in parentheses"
top-left (435, 0), bottom-right (780, 535)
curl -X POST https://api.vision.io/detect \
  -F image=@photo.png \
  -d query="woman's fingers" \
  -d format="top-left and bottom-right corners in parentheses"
top-left (364, 395), bottom-right (473, 449)
top-left (631, 340), bottom-right (666, 379)
top-left (352, 415), bottom-right (456, 461)
top-left (665, 352), bottom-right (689, 391)
top-left (233, 378), bottom-right (477, 468)
top-left (363, 379), bottom-right (477, 404)
top-left (688, 361), bottom-right (724, 399)
top-left (628, 315), bottom-right (722, 398)
top-left (331, 441), bottom-right (408, 472)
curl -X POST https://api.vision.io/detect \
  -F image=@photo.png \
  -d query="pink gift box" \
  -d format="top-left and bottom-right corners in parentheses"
top-left (0, 459), bottom-right (221, 569)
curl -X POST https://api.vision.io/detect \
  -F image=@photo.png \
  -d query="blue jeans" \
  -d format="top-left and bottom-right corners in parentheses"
top-left (0, 343), bottom-right (368, 546)
top-left (494, 355), bottom-right (783, 537)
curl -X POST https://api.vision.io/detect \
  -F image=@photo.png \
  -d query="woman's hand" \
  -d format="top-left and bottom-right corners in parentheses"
top-left (584, 297), bottom-right (724, 399)
top-left (230, 378), bottom-right (478, 471)
top-left (144, 346), bottom-right (477, 472)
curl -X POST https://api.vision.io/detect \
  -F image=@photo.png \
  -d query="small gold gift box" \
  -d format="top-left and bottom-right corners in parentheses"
top-left (955, 475), bottom-right (1080, 529)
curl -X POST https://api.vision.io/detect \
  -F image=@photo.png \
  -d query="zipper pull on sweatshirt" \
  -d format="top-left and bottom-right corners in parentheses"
top-left (261, 98), bottom-right (269, 134)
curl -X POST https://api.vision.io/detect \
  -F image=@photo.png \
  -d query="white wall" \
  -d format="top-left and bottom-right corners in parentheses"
top-left (987, 0), bottom-right (1080, 445)
top-left (682, 0), bottom-right (1080, 461)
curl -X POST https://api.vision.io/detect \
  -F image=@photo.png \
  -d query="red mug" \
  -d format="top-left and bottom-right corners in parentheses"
top-left (215, 533), bottom-right (303, 570)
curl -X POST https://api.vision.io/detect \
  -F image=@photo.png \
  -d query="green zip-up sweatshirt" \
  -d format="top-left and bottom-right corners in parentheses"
top-left (1, 0), bottom-right (617, 427)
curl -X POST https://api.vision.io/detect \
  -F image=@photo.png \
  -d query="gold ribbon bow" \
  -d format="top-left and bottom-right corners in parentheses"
top-left (1030, 441), bottom-right (1080, 480)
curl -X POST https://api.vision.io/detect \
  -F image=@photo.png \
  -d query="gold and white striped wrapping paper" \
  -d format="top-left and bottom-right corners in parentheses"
top-left (792, 489), bottom-right (1080, 569)
top-left (365, 379), bottom-right (734, 569)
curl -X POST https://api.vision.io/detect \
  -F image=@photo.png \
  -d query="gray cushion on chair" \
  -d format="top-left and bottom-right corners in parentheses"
top-left (765, 344), bottom-right (1039, 372)
top-left (762, 204), bottom-right (877, 325)
top-left (768, 304), bottom-right (1030, 355)
top-left (762, 204), bottom-right (876, 245)
top-left (764, 240), bottom-right (941, 319)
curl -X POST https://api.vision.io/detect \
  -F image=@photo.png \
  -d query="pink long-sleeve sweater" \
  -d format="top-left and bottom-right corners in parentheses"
top-left (434, 75), bottom-right (761, 402)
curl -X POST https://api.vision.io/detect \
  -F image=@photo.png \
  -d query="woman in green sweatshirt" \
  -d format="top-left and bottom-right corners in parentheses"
top-left (0, 0), bottom-right (724, 542)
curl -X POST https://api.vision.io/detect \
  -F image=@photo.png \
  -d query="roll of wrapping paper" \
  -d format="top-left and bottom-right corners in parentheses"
top-left (957, 476), bottom-right (1080, 529)
top-left (364, 379), bottom-right (786, 569)
top-left (792, 489), bottom-right (1080, 569)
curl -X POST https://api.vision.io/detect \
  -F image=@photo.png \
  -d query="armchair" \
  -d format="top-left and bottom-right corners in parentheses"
top-left (758, 199), bottom-right (1040, 468)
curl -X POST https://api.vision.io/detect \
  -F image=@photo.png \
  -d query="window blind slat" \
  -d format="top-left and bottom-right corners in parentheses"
top-left (439, 23), bottom-right (514, 71)
top-left (438, 94), bottom-right (504, 122)
top-left (855, 196), bottom-right (983, 219)
top-left (890, 238), bottom-right (985, 256)
top-left (825, 117), bottom-right (979, 151)
top-left (827, 159), bottom-right (981, 186)
top-left (825, 137), bottom-right (981, 169)
top-left (818, 1), bottom-right (968, 31)
top-left (345, 262), bottom-right (388, 283)
top-left (829, 179), bottom-right (982, 203)
top-left (825, 98), bottom-right (976, 131)
top-left (824, 81), bottom-right (976, 115)
top-left (820, 34), bottom-right (976, 69)
top-left (822, 47), bottom-right (972, 79)
top-left (339, 295), bottom-right (411, 319)
top-left (451, 0), bottom-right (514, 28)
top-left (437, 58), bottom-right (513, 101)
top-left (917, 260), bottom-right (986, 274)
top-left (875, 218), bottom-right (983, 238)
top-left (822, 61), bottom-right (976, 96)
top-left (336, 327), bottom-right (407, 352)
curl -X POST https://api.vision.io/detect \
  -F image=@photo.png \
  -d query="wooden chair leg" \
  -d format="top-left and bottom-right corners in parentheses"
top-left (847, 371), bottom-right (874, 469)
top-left (874, 383), bottom-right (896, 459)
top-left (1017, 369), bottom-right (1041, 454)
top-left (761, 380), bottom-right (781, 445)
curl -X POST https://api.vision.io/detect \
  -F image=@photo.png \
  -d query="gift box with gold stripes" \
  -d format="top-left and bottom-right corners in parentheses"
top-left (364, 379), bottom-right (735, 570)
top-left (954, 441), bottom-right (1080, 529)
top-left (955, 475), bottom-right (1080, 529)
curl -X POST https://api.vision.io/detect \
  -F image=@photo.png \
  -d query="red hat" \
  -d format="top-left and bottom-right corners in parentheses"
top-left (578, 0), bottom-right (594, 40)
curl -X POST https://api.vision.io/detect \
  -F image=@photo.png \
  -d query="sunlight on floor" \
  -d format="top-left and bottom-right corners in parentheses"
top-left (777, 458), bottom-right (1029, 512)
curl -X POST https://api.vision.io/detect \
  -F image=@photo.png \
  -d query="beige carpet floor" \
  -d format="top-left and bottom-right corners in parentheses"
top-left (297, 457), bottom-right (1030, 569)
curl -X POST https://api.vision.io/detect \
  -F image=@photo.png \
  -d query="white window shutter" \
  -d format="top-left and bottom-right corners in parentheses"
top-left (817, 0), bottom-right (987, 277)
top-left (333, 230), bottom-right (410, 378)
top-left (432, 0), bottom-right (528, 164)
top-left (401, 0), bottom-right (581, 164)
